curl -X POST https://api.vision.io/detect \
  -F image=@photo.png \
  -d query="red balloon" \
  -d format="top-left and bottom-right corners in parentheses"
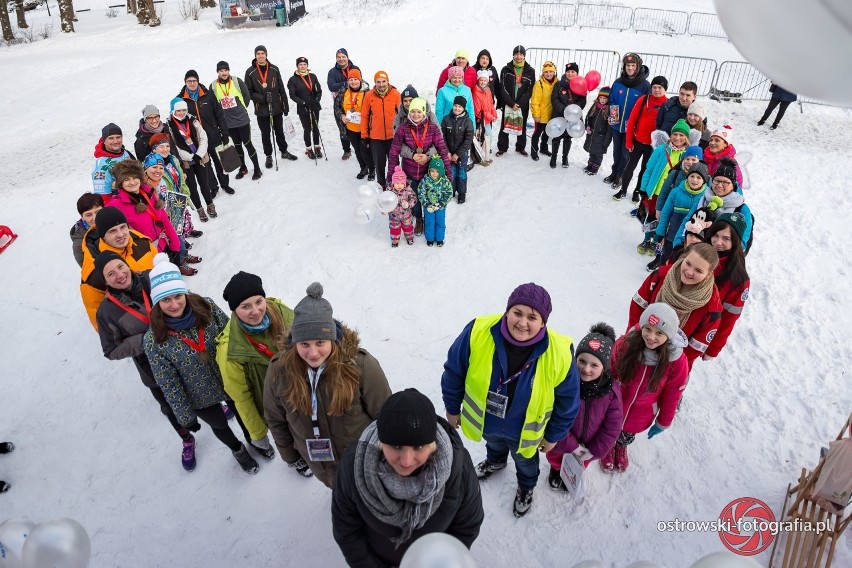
top-left (585, 70), bottom-right (601, 91)
top-left (569, 75), bottom-right (588, 96)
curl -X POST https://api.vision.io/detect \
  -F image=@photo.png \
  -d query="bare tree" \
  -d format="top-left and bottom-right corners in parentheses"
top-left (13, 0), bottom-right (28, 28)
top-left (136, 0), bottom-right (160, 25)
top-left (126, 0), bottom-right (137, 14)
top-left (58, 0), bottom-right (75, 32)
top-left (1, 3), bottom-right (13, 42)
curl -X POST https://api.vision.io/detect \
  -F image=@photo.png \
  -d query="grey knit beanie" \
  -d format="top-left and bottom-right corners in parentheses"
top-left (290, 282), bottom-right (337, 342)
top-left (639, 303), bottom-right (688, 349)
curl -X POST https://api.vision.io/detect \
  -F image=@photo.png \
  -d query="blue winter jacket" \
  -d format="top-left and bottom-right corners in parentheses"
top-left (657, 162), bottom-right (689, 212)
top-left (674, 187), bottom-right (753, 247)
top-left (641, 144), bottom-right (684, 197)
top-left (441, 318), bottom-right (580, 444)
top-left (771, 84), bottom-right (797, 103)
top-left (435, 81), bottom-right (476, 128)
top-left (656, 180), bottom-right (706, 241)
top-left (327, 61), bottom-right (361, 95)
top-left (656, 96), bottom-right (689, 134)
top-left (608, 66), bottom-right (651, 133)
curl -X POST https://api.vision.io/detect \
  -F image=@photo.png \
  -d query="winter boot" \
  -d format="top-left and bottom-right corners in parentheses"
top-left (250, 438), bottom-right (275, 460)
top-left (612, 188), bottom-right (627, 201)
top-left (391, 241), bottom-right (399, 248)
top-left (530, 148), bottom-right (539, 161)
top-left (427, 241), bottom-right (434, 247)
top-left (265, 155), bottom-right (273, 169)
top-left (475, 459), bottom-right (507, 481)
top-left (548, 466), bottom-right (566, 490)
top-left (222, 402), bottom-right (234, 420)
top-left (342, 150), bottom-right (352, 160)
top-left (562, 155), bottom-right (569, 168)
top-left (0, 481), bottom-right (9, 493)
top-left (406, 236), bottom-right (414, 245)
top-left (770, 123), bottom-right (779, 130)
top-left (305, 148), bottom-right (315, 160)
top-left (222, 185), bottom-right (236, 195)
top-left (182, 434), bottom-right (196, 471)
top-left (356, 167), bottom-right (368, 180)
top-left (185, 254), bottom-right (202, 264)
top-left (610, 177), bottom-right (622, 190)
top-left (0, 442), bottom-right (14, 454)
top-left (414, 218), bottom-right (424, 236)
top-left (437, 241), bottom-right (444, 247)
top-left (646, 257), bottom-right (661, 272)
top-left (367, 169), bottom-right (376, 181)
top-left (631, 190), bottom-right (642, 204)
top-left (252, 169), bottom-right (262, 180)
top-left (603, 173), bottom-right (617, 184)
top-left (637, 239), bottom-right (652, 255)
top-left (197, 208), bottom-right (209, 222)
top-left (235, 165), bottom-right (249, 180)
top-left (288, 457), bottom-right (314, 478)
top-left (540, 144), bottom-right (551, 156)
top-left (206, 203), bottom-right (217, 219)
top-left (516, 148), bottom-right (528, 157)
top-left (600, 448), bottom-right (616, 472)
top-left (513, 487), bottom-right (534, 517)
top-left (179, 264), bottom-right (198, 276)
top-left (281, 150), bottom-right (298, 161)
top-left (457, 194), bottom-right (466, 204)
top-left (188, 229), bottom-right (204, 238)
top-left (757, 119), bottom-right (766, 126)
top-left (583, 166), bottom-right (597, 176)
top-left (233, 443), bottom-right (259, 474)
top-left (614, 443), bottom-right (629, 471)
top-left (549, 154), bottom-right (557, 169)
top-left (314, 146), bottom-right (323, 159)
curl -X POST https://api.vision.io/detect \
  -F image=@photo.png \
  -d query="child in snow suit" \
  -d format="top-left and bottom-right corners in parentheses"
top-left (441, 97), bottom-right (474, 204)
top-left (583, 87), bottom-right (613, 175)
top-left (546, 323), bottom-right (622, 490)
top-left (529, 61), bottom-right (558, 162)
top-left (417, 156), bottom-right (453, 247)
top-left (386, 166), bottom-right (417, 247)
top-left (473, 70), bottom-right (498, 165)
top-left (636, 119), bottom-right (690, 256)
top-left (602, 303), bottom-right (689, 473)
top-left (654, 146), bottom-right (703, 222)
top-left (71, 192), bottom-right (104, 267)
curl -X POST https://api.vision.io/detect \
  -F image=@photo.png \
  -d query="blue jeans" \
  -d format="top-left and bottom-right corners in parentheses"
top-left (424, 208), bottom-right (446, 242)
top-left (485, 433), bottom-right (541, 490)
top-left (610, 129), bottom-right (628, 177)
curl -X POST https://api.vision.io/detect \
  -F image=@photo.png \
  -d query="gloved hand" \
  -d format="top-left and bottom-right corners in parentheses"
top-left (200, 153), bottom-right (210, 165)
top-left (647, 424), bottom-right (665, 439)
top-left (573, 445), bottom-right (593, 462)
top-left (192, 153), bottom-right (202, 163)
top-left (288, 457), bottom-right (314, 478)
top-left (221, 133), bottom-right (230, 145)
top-left (187, 421), bottom-right (201, 433)
top-left (265, 92), bottom-right (273, 103)
top-left (363, 140), bottom-right (370, 149)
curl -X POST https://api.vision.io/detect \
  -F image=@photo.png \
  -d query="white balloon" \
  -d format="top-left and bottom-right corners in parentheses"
top-left (714, 0), bottom-right (852, 105)
top-left (0, 519), bottom-right (36, 568)
top-left (567, 121), bottom-right (586, 138)
top-left (399, 533), bottom-right (476, 568)
top-left (563, 104), bottom-right (583, 120)
top-left (376, 191), bottom-right (399, 214)
top-left (571, 561), bottom-right (605, 568)
top-left (625, 563), bottom-right (666, 568)
top-left (353, 203), bottom-right (377, 225)
top-left (689, 552), bottom-right (762, 568)
top-left (545, 117), bottom-right (567, 138)
top-left (357, 184), bottom-right (380, 204)
top-left (21, 519), bottom-right (90, 568)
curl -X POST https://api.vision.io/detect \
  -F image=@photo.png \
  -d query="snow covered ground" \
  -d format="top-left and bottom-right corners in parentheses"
top-left (1, 0), bottom-right (851, 566)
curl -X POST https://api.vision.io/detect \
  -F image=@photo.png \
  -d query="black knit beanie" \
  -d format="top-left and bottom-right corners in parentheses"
top-left (95, 207), bottom-right (127, 236)
top-left (223, 271), bottom-right (266, 312)
top-left (377, 389), bottom-right (438, 447)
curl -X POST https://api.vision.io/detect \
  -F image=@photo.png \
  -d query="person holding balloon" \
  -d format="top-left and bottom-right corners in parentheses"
top-left (384, 166), bottom-right (418, 247)
top-left (582, 86), bottom-right (613, 175)
top-left (529, 60), bottom-right (558, 162)
top-left (549, 63), bottom-right (589, 169)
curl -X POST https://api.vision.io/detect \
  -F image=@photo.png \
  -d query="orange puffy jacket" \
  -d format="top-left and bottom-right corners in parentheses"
top-left (360, 85), bottom-right (401, 141)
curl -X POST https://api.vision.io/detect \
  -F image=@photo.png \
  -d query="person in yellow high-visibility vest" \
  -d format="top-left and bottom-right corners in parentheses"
top-left (441, 282), bottom-right (580, 518)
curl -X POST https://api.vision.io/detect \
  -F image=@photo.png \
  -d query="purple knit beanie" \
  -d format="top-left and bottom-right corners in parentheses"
top-left (506, 283), bottom-right (552, 323)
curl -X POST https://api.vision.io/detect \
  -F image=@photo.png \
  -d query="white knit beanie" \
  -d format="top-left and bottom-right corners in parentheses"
top-left (149, 253), bottom-right (188, 305)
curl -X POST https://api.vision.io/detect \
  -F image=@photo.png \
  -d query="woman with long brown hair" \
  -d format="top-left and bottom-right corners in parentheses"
top-left (603, 303), bottom-right (689, 473)
top-left (263, 282), bottom-right (392, 487)
top-left (143, 254), bottom-right (260, 474)
top-left (628, 242), bottom-right (722, 368)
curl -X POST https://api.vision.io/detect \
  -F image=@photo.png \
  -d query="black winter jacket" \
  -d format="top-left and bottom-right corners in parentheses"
top-left (331, 417), bottom-right (483, 568)
top-left (584, 105), bottom-right (613, 155)
top-left (441, 111), bottom-right (474, 156)
top-left (327, 61), bottom-right (361, 95)
top-left (176, 84), bottom-right (228, 147)
top-left (551, 75), bottom-right (588, 119)
top-left (287, 72), bottom-right (323, 117)
top-left (96, 274), bottom-right (156, 388)
top-left (244, 60), bottom-right (290, 117)
top-left (498, 61), bottom-right (536, 110)
top-left (656, 96), bottom-right (689, 134)
top-left (473, 49), bottom-right (501, 107)
top-left (134, 119), bottom-right (170, 162)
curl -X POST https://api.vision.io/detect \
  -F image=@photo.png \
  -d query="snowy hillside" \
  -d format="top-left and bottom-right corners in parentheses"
top-left (0, 0), bottom-right (850, 566)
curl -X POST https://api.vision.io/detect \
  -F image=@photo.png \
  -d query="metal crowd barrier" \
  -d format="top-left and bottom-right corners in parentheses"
top-left (632, 7), bottom-right (688, 36)
top-left (520, 2), bottom-right (577, 28)
top-left (576, 2), bottom-right (632, 31)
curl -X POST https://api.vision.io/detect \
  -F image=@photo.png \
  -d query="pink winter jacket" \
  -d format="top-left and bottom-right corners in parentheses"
top-left (612, 332), bottom-right (688, 434)
top-left (108, 187), bottom-right (180, 253)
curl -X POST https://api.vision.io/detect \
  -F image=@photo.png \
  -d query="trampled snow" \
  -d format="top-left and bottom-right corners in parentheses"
top-left (0, 0), bottom-right (850, 566)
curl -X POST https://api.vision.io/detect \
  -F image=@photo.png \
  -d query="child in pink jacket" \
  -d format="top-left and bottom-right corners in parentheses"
top-left (546, 323), bottom-right (623, 491)
top-left (603, 302), bottom-right (689, 473)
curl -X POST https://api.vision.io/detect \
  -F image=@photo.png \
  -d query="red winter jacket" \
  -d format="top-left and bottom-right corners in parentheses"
top-left (472, 85), bottom-right (498, 125)
top-left (628, 264), bottom-right (723, 363)
top-left (625, 94), bottom-right (668, 149)
top-left (704, 143), bottom-right (744, 187)
top-left (706, 256), bottom-right (749, 357)
top-left (612, 331), bottom-right (689, 434)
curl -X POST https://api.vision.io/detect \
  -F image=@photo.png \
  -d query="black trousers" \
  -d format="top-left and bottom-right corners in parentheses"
top-left (257, 113), bottom-right (289, 156)
top-left (370, 139), bottom-right (392, 186)
top-left (228, 124), bottom-right (259, 169)
top-left (149, 385), bottom-right (196, 439)
top-left (760, 98), bottom-right (792, 126)
top-left (620, 141), bottom-right (654, 193)
top-left (299, 112), bottom-right (321, 146)
top-left (194, 402), bottom-right (251, 452)
top-left (551, 132), bottom-right (572, 158)
top-left (185, 161), bottom-right (213, 208)
top-left (334, 107), bottom-right (351, 152)
top-left (497, 105), bottom-right (529, 152)
top-left (346, 129), bottom-right (372, 171)
top-left (530, 123), bottom-right (549, 153)
top-left (207, 149), bottom-right (229, 193)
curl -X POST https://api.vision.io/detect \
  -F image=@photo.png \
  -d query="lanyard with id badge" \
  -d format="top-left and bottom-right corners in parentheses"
top-left (306, 366), bottom-right (335, 462)
top-left (485, 364), bottom-right (530, 419)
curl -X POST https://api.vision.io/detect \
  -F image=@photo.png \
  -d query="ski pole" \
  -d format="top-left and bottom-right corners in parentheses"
top-left (269, 103), bottom-right (279, 171)
top-left (309, 110), bottom-right (319, 166)
top-left (314, 108), bottom-right (328, 162)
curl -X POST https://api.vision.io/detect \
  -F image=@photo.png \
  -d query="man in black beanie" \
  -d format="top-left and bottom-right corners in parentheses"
top-left (92, 122), bottom-right (134, 201)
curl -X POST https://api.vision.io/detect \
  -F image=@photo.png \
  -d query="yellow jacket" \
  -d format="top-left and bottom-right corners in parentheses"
top-left (530, 76), bottom-right (558, 123)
